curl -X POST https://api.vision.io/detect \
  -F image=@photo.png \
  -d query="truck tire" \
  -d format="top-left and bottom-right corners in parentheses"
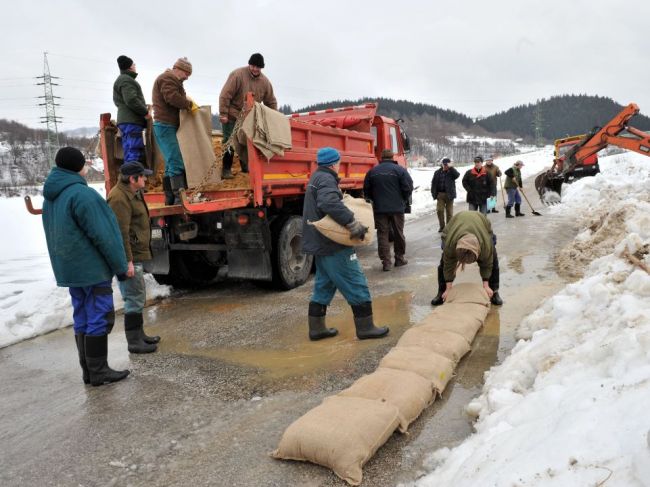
top-left (272, 216), bottom-right (313, 290)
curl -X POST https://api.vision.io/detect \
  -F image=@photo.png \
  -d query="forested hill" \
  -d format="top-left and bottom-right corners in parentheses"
top-left (476, 95), bottom-right (650, 140)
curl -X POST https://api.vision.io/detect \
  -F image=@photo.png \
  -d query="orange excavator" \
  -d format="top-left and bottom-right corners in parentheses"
top-left (535, 103), bottom-right (650, 203)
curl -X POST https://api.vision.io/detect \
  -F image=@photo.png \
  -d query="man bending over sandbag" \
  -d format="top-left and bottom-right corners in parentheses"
top-left (302, 147), bottom-right (390, 341)
top-left (431, 211), bottom-right (503, 306)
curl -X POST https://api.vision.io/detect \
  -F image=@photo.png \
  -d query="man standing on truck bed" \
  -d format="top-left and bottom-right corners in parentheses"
top-left (363, 148), bottom-right (413, 271)
top-left (152, 57), bottom-right (194, 205)
top-left (302, 147), bottom-right (390, 341)
top-left (218, 53), bottom-right (277, 179)
top-left (113, 55), bottom-right (149, 164)
top-left (107, 162), bottom-right (161, 354)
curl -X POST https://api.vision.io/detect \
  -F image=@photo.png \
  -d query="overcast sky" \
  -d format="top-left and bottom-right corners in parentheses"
top-left (2, 0), bottom-right (649, 130)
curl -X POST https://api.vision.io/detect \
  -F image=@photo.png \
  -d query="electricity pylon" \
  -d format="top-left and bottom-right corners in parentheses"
top-left (36, 52), bottom-right (61, 167)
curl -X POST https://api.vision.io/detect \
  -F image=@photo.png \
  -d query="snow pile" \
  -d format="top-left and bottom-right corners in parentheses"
top-left (412, 152), bottom-right (650, 486)
top-left (0, 184), bottom-right (172, 349)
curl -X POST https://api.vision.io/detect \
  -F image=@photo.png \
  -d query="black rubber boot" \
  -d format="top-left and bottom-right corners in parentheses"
top-left (74, 333), bottom-right (90, 384)
top-left (308, 302), bottom-right (338, 340)
top-left (131, 312), bottom-right (160, 344)
top-left (125, 313), bottom-right (157, 353)
top-left (352, 302), bottom-right (389, 340)
top-left (84, 334), bottom-right (130, 387)
top-left (505, 206), bottom-right (514, 218)
top-left (162, 176), bottom-right (174, 206)
top-left (491, 208), bottom-right (499, 213)
top-left (430, 294), bottom-right (444, 306)
top-left (239, 157), bottom-right (249, 174)
top-left (169, 173), bottom-right (187, 205)
top-left (515, 203), bottom-right (525, 216)
top-left (222, 149), bottom-right (234, 179)
top-left (491, 291), bottom-right (504, 306)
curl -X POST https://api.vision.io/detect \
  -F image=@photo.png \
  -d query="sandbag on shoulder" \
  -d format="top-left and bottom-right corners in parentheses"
top-left (271, 395), bottom-right (400, 486)
top-left (338, 368), bottom-right (434, 433)
top-left (379, 346), bottom-right (455, 393)
top-left (397, 327), bottom-right (471, 363)
top-left (444, 282), bottom-right (490, 305)
top-left (418, 303), bottom-right (488, 343)
top-left (308, 194), bottom-right (375, 246)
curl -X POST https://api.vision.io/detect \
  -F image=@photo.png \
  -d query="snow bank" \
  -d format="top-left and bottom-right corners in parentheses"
top-left (411, 152), bottom-right (650, 486)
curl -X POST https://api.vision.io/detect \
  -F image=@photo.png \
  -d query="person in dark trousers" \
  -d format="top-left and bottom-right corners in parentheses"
top-left (363, 149), bottom-right (413, 271)
top-left (430, 211), bottom-right (503, 306)
top-left (302, 147), bottom-right (390, 341)
top-left (431, 157), bottom-right (460, 232)
top-left (42, 147), bottom-right (130, 386)
top-left (462, 156), bottom-right (493, 214)
top-left (504, 160), bottom-right (526, 218)
top-left (219, 53), bottom-right (277, 179)
top-left (113, 55), bottom-right (149, 164)
top-left (107, 162), bottom-right (161, 354)
top-left (484, 155), bottom-right (501, 213)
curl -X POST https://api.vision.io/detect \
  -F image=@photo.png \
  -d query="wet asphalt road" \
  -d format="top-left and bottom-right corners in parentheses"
top-left (0, 179), bottom-right (578, 487)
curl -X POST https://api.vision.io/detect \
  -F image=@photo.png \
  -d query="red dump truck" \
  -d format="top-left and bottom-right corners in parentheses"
top-left (97, 97), bottom-right (411, 289)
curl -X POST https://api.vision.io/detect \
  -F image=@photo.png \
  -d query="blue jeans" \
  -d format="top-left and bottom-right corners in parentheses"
top-left (468, 202), bottom-right (488, 214)
top-left (506, 188), bottom-right (522, 206)
top-left (153, 121), bottom-right (185, 177)
top-left (118, 263), bottom-right (146, 314)
top-left (311, 248), bottom-right (372, 306)
top-left (69, 281), bottom-right (115, 336)
top-left (118, 123), bottom-right (145, 164)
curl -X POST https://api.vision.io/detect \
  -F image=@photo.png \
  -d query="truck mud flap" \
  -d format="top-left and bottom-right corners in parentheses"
top-left (227, 249), bottom-right (272, 281)
top-left (223, 209), bottom-right (273, 281)
top-left (144, 227), bottom-right (170, 275)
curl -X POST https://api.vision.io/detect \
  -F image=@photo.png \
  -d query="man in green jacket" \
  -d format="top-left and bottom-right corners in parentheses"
top-left (42, 147), bottom-right (130, 386)
top-left (107, 162), bottom-right (160, 354)
top-left (504, 160), bottom-right (526, 218)
top-left (430, 211), bottom-right (503, 306)
top-left (113, 55), bottom-right (149, 164)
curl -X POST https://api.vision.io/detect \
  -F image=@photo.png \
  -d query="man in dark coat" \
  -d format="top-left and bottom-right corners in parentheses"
top-left (462, 155), bottom-right (493, 214)
top-left (431, 157), bottom-right (460, 232)
top-left (302, 147), bottom-right (389, 341)
top-left (113, 55), bottom-right (149, 164)
top-left (42, 147), bottom-right (130, 386)
top-left (363, 149), bottom-right (413, 271)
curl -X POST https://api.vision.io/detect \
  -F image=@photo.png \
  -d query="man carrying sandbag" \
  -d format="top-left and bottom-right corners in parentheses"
top-left (430, 211), bottom-right (503, 306)
top-left (302, 147), bottom-right (390, 341)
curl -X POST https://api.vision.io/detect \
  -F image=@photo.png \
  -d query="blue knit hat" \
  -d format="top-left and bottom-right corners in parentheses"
top-left (317, 147), bottom-right (340, 166)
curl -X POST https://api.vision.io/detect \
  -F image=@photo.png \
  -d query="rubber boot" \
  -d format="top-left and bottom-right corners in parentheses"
top-left (74, 333), bottom-right (90, 384)
top-left (491, 208), bottom-right (499, 213)
top-left (430, 294), bottom-right (444, 306)
top-left (352, 302), bottom-right (389, 340)
top-left (308, 302), bottom-right (338, 340)
top-left (125, 313), bottom-right (157, 353)
top-left (84, 334), bottom-right (130, 387)
top-left (162, 176), bottom-right (174, 206)
top-left (169, 173), bottom-right (187, 205)
top-left (131, 312), bottom-right (160, 344)
top-left (505, 206), bottom-right (514, 218)
top-left (222, 149), bottom-right (234, 179)
top-left (239, 157), bottom-right (249, 174)
top-left (491, 291), bottom-right (504, 306)
top-left (515, 203), bottom-right (525, 216)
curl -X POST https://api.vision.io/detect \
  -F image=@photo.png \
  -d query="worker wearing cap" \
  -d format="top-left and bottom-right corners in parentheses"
top-left (302, 147), bottom-right (390, 341)
top-left (462, 155), bottom-right (493, 215)
top-left (504, 160), bottom-right (525, 218)
top-left (484, 155), bottom-right (502, 213)
top-left (42, 147), bottom-right (130, 386)
top-left (108, 161), bottom-right (160, 354)
top-left (363, 148), bottom-right (413, 271)
top-left (219, 53), bottom-right (278, 179)
top-left (152, 57), bottom-right (194, 205)
top-left (431, 157), bottom-right (460, 232)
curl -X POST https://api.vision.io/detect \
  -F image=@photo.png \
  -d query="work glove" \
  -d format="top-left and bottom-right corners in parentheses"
top-left (346, 220), bottom-right (369, 241)
top-left (190, 101), bottom-right (200, 113)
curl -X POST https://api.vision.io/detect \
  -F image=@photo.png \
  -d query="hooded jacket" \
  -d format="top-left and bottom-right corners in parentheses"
top-left (42, 167), bottom-right (128, 287)
top-left (441, 211), bottom-right (494, 282)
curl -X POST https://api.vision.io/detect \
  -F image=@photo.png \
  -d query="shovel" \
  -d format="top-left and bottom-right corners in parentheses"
top-left (499, 176), bottom-right (506, 210)
top-left (518, 186), bottom-right (542, 216)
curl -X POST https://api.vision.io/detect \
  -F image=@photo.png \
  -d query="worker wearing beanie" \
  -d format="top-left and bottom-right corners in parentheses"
top-left (113, 55), bottom-right (149, 165)
top-left (302, 147), bottom-right (390, 341)
top-left (218, 53), bottom-right (278, 179)
top-left (42, 147), bottom-right (130, 386)
top-left (152, 57), bottom-right (194, 205)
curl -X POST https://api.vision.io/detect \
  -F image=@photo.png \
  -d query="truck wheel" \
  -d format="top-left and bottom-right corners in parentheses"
top-left (272, 216), bottom-right (313, 290)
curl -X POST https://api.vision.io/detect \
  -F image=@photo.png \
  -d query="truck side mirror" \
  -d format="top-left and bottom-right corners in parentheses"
top-left (401, 128), bottom-right (411, 153)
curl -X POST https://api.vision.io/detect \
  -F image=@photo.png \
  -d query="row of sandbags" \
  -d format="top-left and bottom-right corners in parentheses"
top-left (272, 283), bottom-right (491, 485)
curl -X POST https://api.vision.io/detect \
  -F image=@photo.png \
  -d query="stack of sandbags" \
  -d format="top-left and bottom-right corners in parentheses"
top-left (272, 282), bottom-right (490, 485)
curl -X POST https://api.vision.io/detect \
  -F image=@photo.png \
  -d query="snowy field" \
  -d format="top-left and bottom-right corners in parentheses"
top-left (409, 152), bottom-right (650, 487)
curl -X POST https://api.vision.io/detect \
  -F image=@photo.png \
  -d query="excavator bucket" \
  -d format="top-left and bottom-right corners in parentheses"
top-left (535, 171), bottom-right (563, 205)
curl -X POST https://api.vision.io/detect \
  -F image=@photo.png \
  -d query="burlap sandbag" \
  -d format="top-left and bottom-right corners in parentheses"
top-left (308, 194), bottom-right (375, 247)
top-left (271, 396), bottom-right (400, 486)
top-left (444, 282), bottom-right (490, 305)
top-left (379, 346), bottom-right (455, 393)
top-left (397, 327), bottom-right (471, 363)
top-left (337, 368), bottom-right (434, 433)
top-left (418, 303), bottom-right (488, 343)
top-left (178, 105), bottom-right (220, 188)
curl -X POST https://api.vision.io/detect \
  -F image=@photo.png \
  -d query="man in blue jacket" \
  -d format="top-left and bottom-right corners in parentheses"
top-left (363, 149), bottom-right (413, 271)
top-left (302, 147), bottom-right (389, 341)
top-left (42, 147), bottom-right (130, 386)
